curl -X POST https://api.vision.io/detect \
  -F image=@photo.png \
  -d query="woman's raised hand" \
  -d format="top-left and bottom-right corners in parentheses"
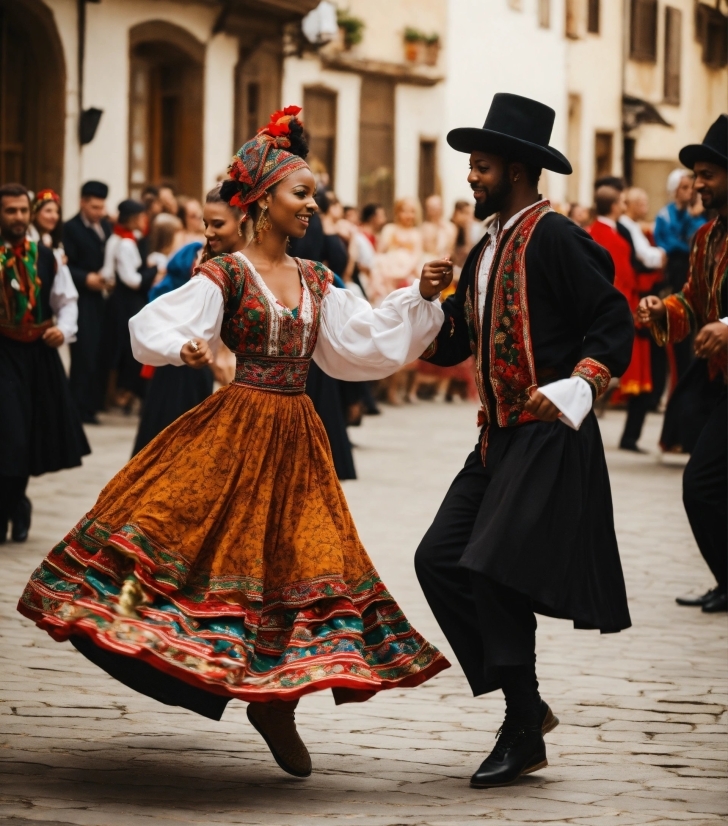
top-left (420, 258), bottom-right (454, 300)
top-left (180, 339), bottom-right (214, 368)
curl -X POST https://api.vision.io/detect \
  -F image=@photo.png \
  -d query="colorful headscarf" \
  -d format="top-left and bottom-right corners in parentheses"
top-left (226, 106), bottom-right (308, 221)
top-left (32, 189), bottom-right (61, 215)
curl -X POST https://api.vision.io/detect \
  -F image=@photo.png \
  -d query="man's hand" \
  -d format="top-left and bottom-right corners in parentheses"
top-left (420, 258), bottom-right (454, 300)
top-left (42, 326), bottom-right (65, 348)
top-left (85, 272), bottom-right (105, 291)
top-left (637, 295), bottom-right (666, 325)
top-left (694, 322), bottom-right (728, 360)
top-left (180, 339), bottom-right (213, 368)
top-left (524, 389), bottom-right (562, 422)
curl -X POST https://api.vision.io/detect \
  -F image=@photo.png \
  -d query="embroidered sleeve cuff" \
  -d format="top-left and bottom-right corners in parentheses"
top-left (571, 358), bottom-right (611, 401)
top-left (654, 293), bottom-right (692, 345)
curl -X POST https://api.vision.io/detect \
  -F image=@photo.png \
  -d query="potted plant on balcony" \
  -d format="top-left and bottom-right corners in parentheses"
top-left (404, 27), bottom-right (425, 63)
top-left (423, 33), bottom-right (440, 66)
top-left (337, 8), bottom-right (365, 50)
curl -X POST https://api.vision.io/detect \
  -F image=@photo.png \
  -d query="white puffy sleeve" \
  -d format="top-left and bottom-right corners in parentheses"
top-left (129, 276), bottom-right (224, 366)
top-left (313, 281), bottom-right (445, 381)
top-left (49, 250), bottom-right (79, 344)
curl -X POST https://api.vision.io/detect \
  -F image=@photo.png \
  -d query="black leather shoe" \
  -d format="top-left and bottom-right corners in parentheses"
top-left (676, 587), bottom-right (722, 607)
top-left (470, 723), bottom-right (547, 788)
top-left (619, 439), bottom-right (647, 453)
top-left (702, 589), bottom-right (727, 613)
top-left (11, 496), bottom-right (31, 543)
top-left (540, 700), bottom-right (559, 735)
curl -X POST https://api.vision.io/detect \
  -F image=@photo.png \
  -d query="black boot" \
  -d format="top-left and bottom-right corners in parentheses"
top-left (470, 722), bottom-right (547, 788)
top-left (540, 700), bottom-right (559, 735)
top-left (676, 586), bottom-right (723, 607)
top-left (702, 588), bottom-right (727, 613)
top-left (11, 496), bottom-right (31, 543)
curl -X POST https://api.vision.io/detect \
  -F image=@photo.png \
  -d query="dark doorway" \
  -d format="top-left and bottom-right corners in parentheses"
top-left (129, 23), bottom-right (204, 199)
top-left (0, 0), bottom-right (65, 193)
top-left (358, 76), bottom-right (395, 216)
top-left (418, 139), bottom-right (438, 208)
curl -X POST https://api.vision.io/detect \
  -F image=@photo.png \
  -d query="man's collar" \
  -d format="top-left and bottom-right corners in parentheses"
top-left (489, 198), bottom-right (549, 237)
top-left (80, 213), bottom-right (99, 228)
top-left (597, 216), bottom-right (617, 229)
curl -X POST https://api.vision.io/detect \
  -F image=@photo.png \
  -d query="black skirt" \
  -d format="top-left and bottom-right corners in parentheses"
top-left (305, 361), bottom-right (356, 480)
top-left (132, 364), bottom-right (213, 456)
top-left (0, 336), bottom-right (90, 477)
top-left (461, 413), bottom-right (631, 633)
top-left (103, 284), bottom-right (148, 397)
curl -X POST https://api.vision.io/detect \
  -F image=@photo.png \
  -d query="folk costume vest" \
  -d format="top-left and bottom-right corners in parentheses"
top-left (656, 217), bottom-right (728, 382)
top-left (429, 200), bottom-right (611, 460)
top-left (0, 239), bottom-right (55, 342)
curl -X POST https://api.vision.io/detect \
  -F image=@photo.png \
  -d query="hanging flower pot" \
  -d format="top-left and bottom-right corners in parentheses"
top-left (423, 37), bottom-right (440, 66)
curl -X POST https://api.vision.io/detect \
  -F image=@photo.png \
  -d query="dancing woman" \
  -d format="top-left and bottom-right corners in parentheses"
top-left (18, 108), bottom-right (451, 777)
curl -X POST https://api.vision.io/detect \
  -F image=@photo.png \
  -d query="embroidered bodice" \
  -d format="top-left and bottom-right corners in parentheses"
top-left (198, 252), bottom-right (333, 393)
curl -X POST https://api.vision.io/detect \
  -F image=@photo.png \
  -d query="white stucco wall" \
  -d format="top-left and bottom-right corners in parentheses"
top-left (282, 57), bottom-right (362, 206)
top-left (566, 1), bottom-right (623, 205)
top-left (43, 0), bottom-right (81, 210)
top-left (203, 32), bottom-right (239, 189)
top-left (440, 0), bottom-right (569, 211)
top-left (394, 83), bottom-right (446, 200)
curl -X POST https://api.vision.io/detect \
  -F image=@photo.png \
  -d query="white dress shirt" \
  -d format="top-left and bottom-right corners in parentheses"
top-left (619, 215), bottom-right (665, 270)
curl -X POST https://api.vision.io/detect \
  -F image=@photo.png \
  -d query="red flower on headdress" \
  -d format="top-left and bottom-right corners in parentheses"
top-left (259, 104), bottom-right (303, 140)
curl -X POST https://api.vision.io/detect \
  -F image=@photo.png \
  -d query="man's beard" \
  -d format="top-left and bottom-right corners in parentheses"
top-left (473, 175), bottom-right (513, 221)
top-left (0, 223), bottom-right (28, 244)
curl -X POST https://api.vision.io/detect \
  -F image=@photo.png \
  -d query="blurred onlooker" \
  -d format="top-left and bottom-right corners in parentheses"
top-left (30, 189), bottom-right (64, 251)
top-left (421, 194), bottom-right (456, 260)
top-left (359, 203), bottom-right (387, 249)
top-left (620, 188), bottom-right (669, 407)
top-left (450, 199), bottom-right (480, 273)
top-left (64, 180), bottom-right (112, 424)
top-left (620, 188), bottom-right (666, 270)
top-left (654, 169), bottom-right (707, 382)
top-left (177, 196), bottom-right (206, 245)
top-left (158, 185), bottom-right (179, 215)
top-left (567, 203), bottom-right (591, 228)
top-left (316, 190), bottom-right (354, 281)
top-left (141, 185), bottom-right (163, 223)
top-left (343, 205), bottom-right (359, 224)
top-left (589, 186), bottom-right (651, 451)
top-left (147, 213), bottom-right (185, 283)
top-left (101, 199), bottom-right (152, 411)
top-left (371, 197), bottom-right (423, 303)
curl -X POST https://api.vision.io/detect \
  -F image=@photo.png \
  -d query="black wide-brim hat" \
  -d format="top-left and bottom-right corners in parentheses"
top-left (447, 93), bottom-right (572, 175)
top-left (679, 114), bottom-right (728, 170)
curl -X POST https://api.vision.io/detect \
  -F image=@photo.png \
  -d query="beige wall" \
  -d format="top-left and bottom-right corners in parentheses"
top-left (625, 0), bottom-right (728, 215)
top-left (566, 0), bottom-right (623, 206)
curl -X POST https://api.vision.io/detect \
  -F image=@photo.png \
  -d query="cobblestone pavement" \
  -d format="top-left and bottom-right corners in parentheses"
top-left (1, 402), bottom-right (726, 826)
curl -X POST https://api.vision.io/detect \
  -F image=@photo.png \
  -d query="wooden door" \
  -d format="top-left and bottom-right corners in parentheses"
top-left (304, 87), bottom-right (337, 189)
top-left (358, 76), bottom-right (395, 215)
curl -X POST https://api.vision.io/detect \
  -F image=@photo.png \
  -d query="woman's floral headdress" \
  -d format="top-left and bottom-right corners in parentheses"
top-left (224, 105), bottom-right (308, 220)
top-left (32, 189), bottom-right (61, 214)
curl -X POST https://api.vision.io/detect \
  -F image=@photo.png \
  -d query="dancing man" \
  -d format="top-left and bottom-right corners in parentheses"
top-left (0, 184), bottom-right (89, 543)
top-left (639, 114), bottom-right (728, 614)
top-left (414, 94), bottom-right (635, 787)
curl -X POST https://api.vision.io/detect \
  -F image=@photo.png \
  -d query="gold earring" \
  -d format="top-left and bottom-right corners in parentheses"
top-left (254, 205), bottom-right (272, 244)
top-left (238, 219), bottom-right (245, 237)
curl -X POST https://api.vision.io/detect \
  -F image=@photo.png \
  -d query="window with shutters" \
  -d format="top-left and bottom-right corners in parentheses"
top-left (630, 0), bottom-right (658, 62)
top-left (587, 0), bottom-right (600, 34)
top-left (663, 7), bottom-right (681, 105)
top-left (565, 0), bottom-right (580, 39)
top-left (358, 76), bottom-right (395, 216)
top-left (418, 140), bottom-right (438, 208)
top-left (595, 133), bottom-right (614, 180)
top-left (538, 0), bottom-right (551, 28)
top-left (696, 4), bottom-right (728, 69)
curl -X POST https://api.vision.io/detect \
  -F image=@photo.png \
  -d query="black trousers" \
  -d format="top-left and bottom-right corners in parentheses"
top-left (415, 450), bottom-right (537, 697)
top-left (0, 475), bottom-right (29, 522)
top-left (683, 395), bottom-right (727, 589)
top-left (621, 393), bottom-right (652, 445)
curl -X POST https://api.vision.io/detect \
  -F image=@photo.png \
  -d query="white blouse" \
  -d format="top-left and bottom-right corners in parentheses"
top-left (129, 275), bottom-right (445, 381)
top-left (50, 249), bottom-right (79, 344)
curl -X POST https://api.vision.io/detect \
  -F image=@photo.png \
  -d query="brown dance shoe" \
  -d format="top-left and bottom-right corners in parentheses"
top-left (247, 701), bottom-right (312, 778)
top-left (540, 700), bottom-right (560, 735)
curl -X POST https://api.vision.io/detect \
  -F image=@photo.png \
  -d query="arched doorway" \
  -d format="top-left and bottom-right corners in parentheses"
top-left (0, 0), bottom-right (65, 193)
top-left (129, 21), bottom-right (204, 199)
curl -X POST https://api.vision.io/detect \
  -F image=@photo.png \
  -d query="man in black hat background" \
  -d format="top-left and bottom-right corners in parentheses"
top-left (64, 181), bottom-right (112, 424)
top-left (639, 114), bottom-right (728, 614)
top-left (414, 93), bottom-right (635, 788)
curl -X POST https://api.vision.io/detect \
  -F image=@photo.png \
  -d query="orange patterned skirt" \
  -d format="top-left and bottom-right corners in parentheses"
top-left (18, 384), bottom-right (449, 703)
